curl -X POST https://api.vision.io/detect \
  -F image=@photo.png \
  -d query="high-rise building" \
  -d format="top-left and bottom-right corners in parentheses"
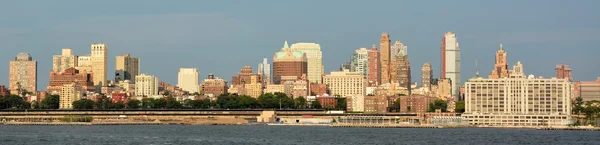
top-left (555, 64), bottom-right (572, 82)
top-left (91, 43), bottom-right (108, 87)
top-left (367, 45), bottom-right (380, 87)
top-left (489, 44), bottom-right (509, 79)
top-left (290, 42), bottom-right (323, 84)
top-left (391, 41), bottom-right (411, 94)
top-left (201, 74), bottom-right (228, 97)
top-left (115, 53), bottom-right (140, 82)
top-left (75, 55), bottom-right (92, 72)
top-left (351, 48), bottom-right (369, 76)
top-left (177, 68), bottom-right (200, 93)
top-left (574, 77), bottom-right (600, 101)
top-left (273, 41), bottom-right (308, 84)
top-left (47, 68), bottom-right (95, 93)
top-left (9, 53), bottom-right (37, 94)
top-left (231, 66), bottom-right (262, 86)
top-left (380, 33), bottom-right (391, 84)
top-left (59, 82), bottom-right (83, 109)
top-left (463, 62), bottom-right (572, 126)
top-left (52, 48), bottom-right (78, 73)
top-left (323, 69), bottom-right (365, 97)
top-left (135, 74), bottom-right (159, 97)
top-left (258, 58), bottom-right (271, 85)
top-left (421, 63), bottom-right (432, 90)
top-left (441, 32), bottom-right (461, 101)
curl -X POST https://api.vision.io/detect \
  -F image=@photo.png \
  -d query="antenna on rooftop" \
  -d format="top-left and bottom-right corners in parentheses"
top-left (475, 57), bottom-right (480, 77)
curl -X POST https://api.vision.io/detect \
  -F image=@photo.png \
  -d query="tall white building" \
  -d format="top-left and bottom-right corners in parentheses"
top-left (59, 83), bottom-right (83, 109)
top-left (442, 32), bottom-right (461, 101)
top-left (462, 62), bottom-right (573, 126)
top-left (135, 74), bottom-right (159, 97)
top-left (177, 68), bottom-right (200, 93)
top-left (75, 55), bottom-right (92, 72)
top-left (290, 43), bottom-right (323, 84)
top-left (352, 48), bottom-right (369, 76)
top-left (323, 69), bottom-right (365, 97)
top-left (52, 48), bottom-right (78, 73)
top-left (258, 58), bottom-right (271, 85)
top-left (91, 43), bottom-right (108, 87)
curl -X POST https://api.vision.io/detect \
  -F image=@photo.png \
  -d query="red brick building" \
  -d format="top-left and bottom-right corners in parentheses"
top-left (201, 74), bottom-right (228, 97)
top-left (47, 67), bottom-right (95, 93)
top-left (272, 41), bottom-right (308, 84)
top-left (0, 85), bottom-right (9, 96)
top-left (316, 96), bottom-right (337, 108)
top-left (231, 66), bottom-right (262, 86)
top-left (399, 95), bottom-right (436, 113)
top-left (556, 64), bottom-right (572, 82)
top-left (364, 95), bottom-right (388, 113)
top-left (111, 92), bottom-right (129, 103)
top-left (310, 83), bottom-right (327, 96)
top-left (367, 45), bottom-right (380, 87)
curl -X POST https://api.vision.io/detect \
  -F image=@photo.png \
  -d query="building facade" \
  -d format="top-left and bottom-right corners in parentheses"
top-left (47, 68), bottom-right (95, 93)
top-left (59, 83), bottom-right (83, 109)
top-left (309, 83), bottom-right (327, 96)
top-left (178, 68), bottom-right (200, 93)
top-left (231, 66), bottom-right (262, 86)
top-left (201, 74), bottom-right (228, 97)
top-left (91, 43), bottom-right (108, 87)
top-left (441, 32), bottom-right (461, 101)
top-left (367, 45), bottom-right (380, 87)
top-left (489, 44), bottom-right (509, 79)
top-left (323, 69), bottom-right (365, 97)
top-left (351, 48), bottom-right (368, 76)
top-left (0, 85), bottom-right (9, 96)
top-left (463, 62), bottom-right (572, 126)
top-left (115, 53), bottom-right (140, 82)
top-left (399, 95), bottom-right (436, 113)
top-left (52, 48), bottom-right (78, 73)
top-left (290, 42), bottom-right (323, 84)
top-left (380, 33), bottom-right (391, 84)
top-left (135, 74), bottom-right (159, 97)
top-left (422, 63), bottom-right (433, 91)
top-left (574, 77), bottom-right (600, 101)
top-left (364, 95), bottom-right (389, 113)
top-left (392, 40), bottom-right (411, 95)
top-left (273, 41), bottom-right (308, 84)
top-left (9, 53), bottom-right (37, 94)
top-left (258, 58), bottom-right (271, 85)
top-left (555, 64), bottom-right (572, 82)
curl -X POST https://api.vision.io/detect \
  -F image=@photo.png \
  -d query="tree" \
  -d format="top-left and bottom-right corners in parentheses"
top-left (162, 90), bottom-right (171, 97)
top-left (407, 106), bottom-right (412, 112)
top-left (335, 97), bottom-right (347, 111)
top-left (40, 95), bottom-right (60, 109)
top-left (141, 98), bottom-right (155, 109)
top-left (94, 98), bottom-right (113, 109)
top-left (72, 99), bottom-right (94, 109)
top-left (311, 99), bottom-right (322, 109)
top-left (166, 97), bottom-right (182, 109)
top-left (113, 102), bottom-right (126, 109)
top-left (428, 99), bottom-right (448, 112)
top-left (152, 98), bottom-right (167, 109)
top-left (294, 97), bottom-right (307, 109)
top-left (455, 101), bottom-right (465, 113)
top-left (0, 95), bottom-right (30, 109)
top-left (389, 98), bottom-right (401, 112)
top-left (126, 100), bottom-right (142, 109)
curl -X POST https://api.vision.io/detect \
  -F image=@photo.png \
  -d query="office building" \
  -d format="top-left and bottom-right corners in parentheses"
top-left (351, 48), bottom-right (368, 76)
top-left (290, 42), bottom-right (323, 84)
top-left (75, 55), bottom-right (92, 72)
top-left (574, 77), bottom-right (600, 101)
top-left (135, 74), bottom-right (159, 97)
top-left (489, 44), bottom-right (509, 79)
top-left (91, 43), bottom-right (108, 87)
top-left (441, 32), bottom-right (461, 101)
top-left (391, 40), bottom-right (411, 94)
top-left (323, 69), bottom-right (365, 97)
top-left (115, 53), bottom-right (140, 82)
top-left (178, 68), bottom-right (200, 93)
top-left (556, 64), bottom-right (572, 82)
top-left (380, 33), bottom-right (391, 84)
top-left (231, 66), bottom-right (262, 86)
top-left (367, 45), bottom-right (380, 86)
top-left (422, 63), bottom-right (433, 91)
top-left (364, 95), bottom-right (388, 113)
top-left (47, 67), bottom-right (95, 93)
top-left (201, 74), bottom-right (229, 97)
top-left (9, 53), bottom-right (37, 94)
top-left (273, 41), bottom-right (308, 84)
top-left (52, 48), bottom-right (78, 73)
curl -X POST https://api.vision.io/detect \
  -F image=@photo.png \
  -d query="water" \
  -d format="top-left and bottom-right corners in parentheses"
top-left (0, 125), bottom-right (598, 145)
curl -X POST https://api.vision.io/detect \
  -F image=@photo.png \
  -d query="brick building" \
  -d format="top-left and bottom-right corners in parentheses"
top-left (309, 83), bottom-right (327, 96)
top-left (111, 92), bottom-right (129, 103)
top-left (47, 67), bottom-right (95, 93)
top-left (273, 41), bottom-right (308, 84)
top-left (201, 74), bottom-right (228, 97)
top-left (316, 96), bottom-right (337, 108)
top-left (364, 95), bottom-right (389, 113)
top-left (231, 66), bottom-right (262, 86)
top-left (399, 94), bottom-right (436, 113)
top-left (0, 85), bottom-right (9, 96)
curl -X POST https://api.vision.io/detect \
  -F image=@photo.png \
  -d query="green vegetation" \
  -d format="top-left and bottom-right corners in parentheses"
top-left (72, 99), bottom-right (94, 109)
top-left (311, 99), bottom-right (322, 109)
top-left (126, 100), bottom-right (142, 109)
top-left (40, 95), bottom-right (60, 109)
top-left (428, 99), bottom-right (448, 112)
top-left (388, 98), bottom-right (401, 112)
top-left (455, 100), bottom-right (465, 113)
top-left (0, 94), bottom-right (30, 109)
top-left (335, 97), bottom-right (347, 111)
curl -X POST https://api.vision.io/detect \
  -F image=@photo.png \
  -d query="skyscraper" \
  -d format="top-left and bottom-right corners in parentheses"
top-left (52, 48), bottom-right (78, 73)
top-left (75, 55), bottom-right (92, 72)
top-left (273, 41), bottom-right (308, 84)
top-left (91, 43), bottom-right (108, 87)
top-left (290, 42), bottom-right (323, 84)
top-left (392, 41), bottom-right (411, 94)
top-left (9, 53), bottom-right (37, 94)
top-left (59, 82), bottom-right (83, 109)
top-left (135, 74), bottom-right (159, 97)
top-left (258, 58), bottom-right (271, 85)
top-left (351, 48), bottom-right (369, 76)
top-left (380, 33), bottom-right (391, 84)
top-left (441, 32), bottom-right (460, 101)
top-left (178, 68), bottom-right (200, 93)
top-left (421, 63), bottom-right (432, 91)
top-left (555, 64), bottom-right (572, 82)
top-left (115, 53), bottom-right (140, 82)
top-left (489, 44), bottom-right (509, 79)
top-left (367, 45), bottom-right (380, 87)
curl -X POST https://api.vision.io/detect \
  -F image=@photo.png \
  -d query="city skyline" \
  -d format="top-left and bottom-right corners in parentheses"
top-left (1, 0), bottom-right (599, 90)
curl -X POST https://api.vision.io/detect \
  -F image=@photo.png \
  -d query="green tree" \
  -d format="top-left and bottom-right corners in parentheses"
top-left (72, 99), bottom-right (94, 109)
top-left (162, 90), bottom-right (171, 97)
top-left (335, 97), bottom-right (347, 111)
top-left (238, 95), bottom-right (258, 109)
top-left (94, 98), bottom-right (113, 109)
top-left (0, 95), bottom-right (30, 109)
top-left (428, 99), bottom-right (448, 112)
top-left (407, 106), bottom-right (412, 112)
top-left (294, 97), bottom-right (307, 109)
top-left (141, 98), bottom-right (155, 109)
top-left (126, 100), bottom-right (142, 109)
top-left (113, 102), bottom-right (126, 109)
top-left (455, 100), bottom-right (465, 113)
top-left (166, 97), bottom-right (182, 109)
top-left (40, 95), bottom-right (60, 109)
top-left (258, 93), bottom-right (278, 109)
top-left (311, 99), bottom-right (322, 109)
top-left (389, 98), bottom-right (401, 112)
top-left (152, 98), bottom-right (167, 109)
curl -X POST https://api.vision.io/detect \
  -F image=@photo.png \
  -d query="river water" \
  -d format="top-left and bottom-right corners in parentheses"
top-left (0, 125), bottom-right (598, 145)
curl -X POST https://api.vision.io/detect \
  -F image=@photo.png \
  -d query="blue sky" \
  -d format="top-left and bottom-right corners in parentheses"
top-left (1, 0), bottom-right (599, 91)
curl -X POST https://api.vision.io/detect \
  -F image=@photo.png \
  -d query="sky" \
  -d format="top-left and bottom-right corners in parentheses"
top-left (1, 0), bottom-right (599, 91)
